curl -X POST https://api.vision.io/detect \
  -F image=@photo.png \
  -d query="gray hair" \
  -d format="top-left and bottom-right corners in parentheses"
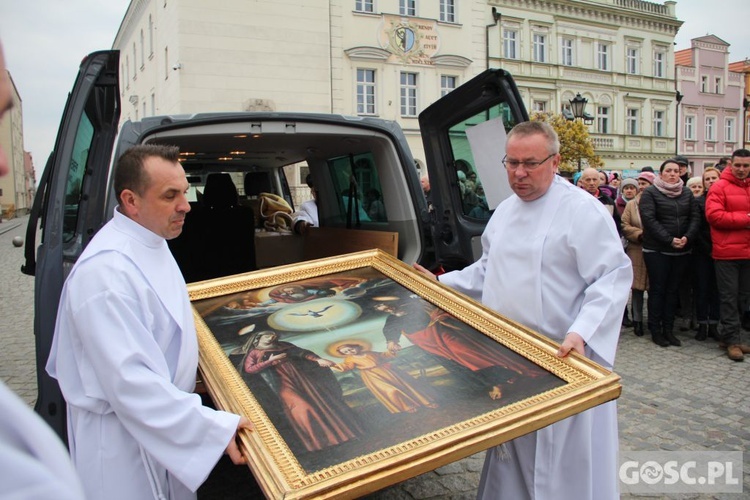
top-left (507, 121), bottom-right (560, 155)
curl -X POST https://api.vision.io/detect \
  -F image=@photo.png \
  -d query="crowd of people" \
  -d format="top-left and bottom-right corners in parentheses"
top-left (571, 152), bottom-right (750, 362)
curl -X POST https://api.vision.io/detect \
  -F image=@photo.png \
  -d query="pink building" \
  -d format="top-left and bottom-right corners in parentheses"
top-left (675, 35), bottom-right (745, 176)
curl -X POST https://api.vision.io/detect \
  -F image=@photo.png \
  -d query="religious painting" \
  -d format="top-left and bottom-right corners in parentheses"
top-left (189, 249), bottom-right (621, 500)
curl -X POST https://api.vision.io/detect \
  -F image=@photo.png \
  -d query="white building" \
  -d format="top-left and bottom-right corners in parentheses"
top-left (490, 0), bottom-right (683, 173)
top-left (114, 0), bottom-right (683, 186)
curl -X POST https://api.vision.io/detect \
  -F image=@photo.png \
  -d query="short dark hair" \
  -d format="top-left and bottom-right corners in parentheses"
top-left (305, 173), bottom-right (314, 188)
top-left (659, 158), bottom-right (680, 173)
top-left (731, 149), bottom-right (750, 161)
top-left (114, 144), bottom-right (180, 203)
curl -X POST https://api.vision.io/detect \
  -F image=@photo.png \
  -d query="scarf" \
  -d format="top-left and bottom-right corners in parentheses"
top-left (653, 176), bottom-right (684, 198)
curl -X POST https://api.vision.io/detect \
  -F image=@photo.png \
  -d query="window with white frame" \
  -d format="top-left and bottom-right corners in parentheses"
top-left (715, 77), bottom-right (722, 94)
top-left (725, 117), bottom-right (735, 142)
top-left (132, 43), bottom-right (137, 79)
top-left (400, 0), bottom-right (416, 16)
top-left (503, 29), bottom-right (518, 59)
top-left (561, 38), bottom-right (574, 66)
top-left (400, 72), bottom-right (418, 117)
top-left (597, 43), bottom-right (610, 71)
top-left (684, 115), bottom-right (695, 140)
top-left (164, 47), bottom-right (169, 80)
top-left (125, 56), bottom-right (130, 85)
top-left (653, 110), bottom-right (664, 137)
top-left (653, 50), bottom-right (666, 78)
top-left (626, 47), bottom-right (639, 75)
top-left (597, 106), bottom-right (610, 134)
top-left (440, 75), bottom-right (457, 97)
top-left (440, 0), bottom-right (455, 22)
top-left (356, 69), bottom-right (376, 115)
top-left (705, 116), bottom-right (716, 141)
top-left (532, 101), bottom-right (547, 113)
top-left (151, 93), bottom-right (155, 115)
top-left (701, 76), bottom-right (708, 93)
top-left (533, 33), bottom-right (547, 63)
top-left (626, 108), bottom-right (639, 135)
top-left (355, 0), bottom-right (374, 12)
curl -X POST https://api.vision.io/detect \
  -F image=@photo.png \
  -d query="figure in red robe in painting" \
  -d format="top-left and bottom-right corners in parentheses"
top-left (243, 331), bottom-right (364, 451)
top-left (376, 299), bottom-right (548, 399)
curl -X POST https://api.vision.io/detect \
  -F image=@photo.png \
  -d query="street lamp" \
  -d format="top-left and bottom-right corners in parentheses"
top-left (568, 93), bottom-right (592, 171)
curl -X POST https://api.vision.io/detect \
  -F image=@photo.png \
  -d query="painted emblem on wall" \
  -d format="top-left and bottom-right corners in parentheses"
top-left (379, 16), bottom-right (439, 65)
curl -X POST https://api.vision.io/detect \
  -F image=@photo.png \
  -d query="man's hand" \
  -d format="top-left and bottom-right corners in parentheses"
top-left (557, 332), bottom-right (585, 358)
top-left (413, 262), bottom-right (437, 280)
top-left (226, 416), bottom-right (253, 465)
top-left (387, 340), bottom-right (402, 353)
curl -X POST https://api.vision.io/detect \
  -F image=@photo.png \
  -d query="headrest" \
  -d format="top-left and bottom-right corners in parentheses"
top-left (203, 173), bottom-right (238, 209)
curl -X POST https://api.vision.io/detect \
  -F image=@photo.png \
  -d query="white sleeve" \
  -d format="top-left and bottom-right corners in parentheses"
top-left (0, 382), bottom-right (86, 500)
top-left (60, 286), bottom-right (239, 491)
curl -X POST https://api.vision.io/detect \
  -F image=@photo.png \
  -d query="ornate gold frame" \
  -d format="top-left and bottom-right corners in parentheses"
top-left (188, 249), bottom-right (621, 499)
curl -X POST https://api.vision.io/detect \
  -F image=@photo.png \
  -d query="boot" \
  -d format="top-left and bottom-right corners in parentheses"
top-left (633, 321), bottom-right (644, 337)
top-left (652, 331), bottom-right (670, 347)
top-left (664, 328), bottom-right (682, 347)
top-left (622, 308), bottom-right (633, 328)
top-left (708, 324), bottom-right (719, 339)
top-left (695, 324), bottom-right (708, 341)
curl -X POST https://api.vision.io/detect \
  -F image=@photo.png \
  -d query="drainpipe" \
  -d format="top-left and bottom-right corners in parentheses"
top-left (675, 90), bottom-right (683, 155)
top-left (486, 7), bottom-right (501, 70)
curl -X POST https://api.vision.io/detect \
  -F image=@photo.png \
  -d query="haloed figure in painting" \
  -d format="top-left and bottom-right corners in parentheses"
top-left (331, 343), bottom-right (439, 414)
top-left (376, 298), bottom-right (548, 400)
top-left (242, 331), bottom-right (364, 452)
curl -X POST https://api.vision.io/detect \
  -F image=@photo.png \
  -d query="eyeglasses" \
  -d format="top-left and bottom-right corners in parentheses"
top-left (502, 153), bottom-right (555, 171)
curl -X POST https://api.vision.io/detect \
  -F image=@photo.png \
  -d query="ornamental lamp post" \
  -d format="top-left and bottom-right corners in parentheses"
top-left (568, 93), bottom-right (591, 172)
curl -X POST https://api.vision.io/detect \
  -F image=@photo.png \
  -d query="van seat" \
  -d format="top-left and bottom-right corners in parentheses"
top-left (169, 173), bottom-right (257, 282)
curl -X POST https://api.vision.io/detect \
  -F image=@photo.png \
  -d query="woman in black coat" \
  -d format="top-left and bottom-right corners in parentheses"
top-left (639, 159), bottom-right (701, 347)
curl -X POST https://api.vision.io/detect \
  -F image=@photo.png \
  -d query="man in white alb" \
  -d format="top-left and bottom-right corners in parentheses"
top-left (47, 145), bottom-right (252, 500)
top-left (415, 121), bottom-right (632, 499)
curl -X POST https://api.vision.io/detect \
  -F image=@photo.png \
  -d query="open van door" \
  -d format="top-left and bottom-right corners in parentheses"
top-left (419, 69), bottom-right (528, 271)
top-left (22, 50), bottom-right (120, 437)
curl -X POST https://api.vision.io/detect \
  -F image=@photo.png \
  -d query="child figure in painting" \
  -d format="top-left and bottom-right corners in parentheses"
top-left (331, 343), bottom-right (439, 414)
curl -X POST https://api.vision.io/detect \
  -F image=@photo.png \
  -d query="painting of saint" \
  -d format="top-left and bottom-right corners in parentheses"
top-left (376, 297), bottom-right (548, 399)
top-left (242, 331), bottom-right (364, 452)
top-left (330, 341), bottom-right (438, 414)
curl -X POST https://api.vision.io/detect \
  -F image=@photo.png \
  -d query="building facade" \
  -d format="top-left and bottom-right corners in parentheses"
top-left (489, 0), bottom-right (683, 173)
top-left (0, 70), bottom-right (29, 217)
top-left (114, 0), bottom-right (683, 188)
top-left (675, 35), bottom-right (745, 175)
top-left (728, 58), bottom-right (750, 151)
top-left (114, 0), bottom-right (489, 190)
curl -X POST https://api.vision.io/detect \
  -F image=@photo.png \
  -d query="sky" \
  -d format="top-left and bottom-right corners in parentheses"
top-left (0, 0), bottom-right (748, 176)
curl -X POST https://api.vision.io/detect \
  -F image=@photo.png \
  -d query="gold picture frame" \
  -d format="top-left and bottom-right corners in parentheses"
top-left (188, 249), bottom-right (621, 500)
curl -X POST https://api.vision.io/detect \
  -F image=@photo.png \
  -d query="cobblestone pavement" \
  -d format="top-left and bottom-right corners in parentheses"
top-left (1, 215), bottom-right (747, 499)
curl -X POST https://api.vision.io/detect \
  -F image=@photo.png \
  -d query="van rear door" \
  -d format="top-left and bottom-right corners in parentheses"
top-left (419, 69), bottom-right (528, 271)
top-left (22, 50), bottom-right (120, 437)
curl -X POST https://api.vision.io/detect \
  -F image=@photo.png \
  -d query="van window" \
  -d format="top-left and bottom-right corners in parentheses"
top-left (327, 153), bottom-right (387, 224)
top-left (63, 112), bottom-right (95, 243)
top-left (448, 103), bottom-right (516, 220)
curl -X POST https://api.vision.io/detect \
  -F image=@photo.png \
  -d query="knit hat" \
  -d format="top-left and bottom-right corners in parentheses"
top-left (572, 172), bottom-right (582, 185)
top-left (637, 171), bottom-right (656, 185)
top-left (621, 178), bottom-right (638, 189)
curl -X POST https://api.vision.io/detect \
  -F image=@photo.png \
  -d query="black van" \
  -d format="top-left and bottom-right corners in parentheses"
top-left (22, 50), bottom-right (528, 439)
